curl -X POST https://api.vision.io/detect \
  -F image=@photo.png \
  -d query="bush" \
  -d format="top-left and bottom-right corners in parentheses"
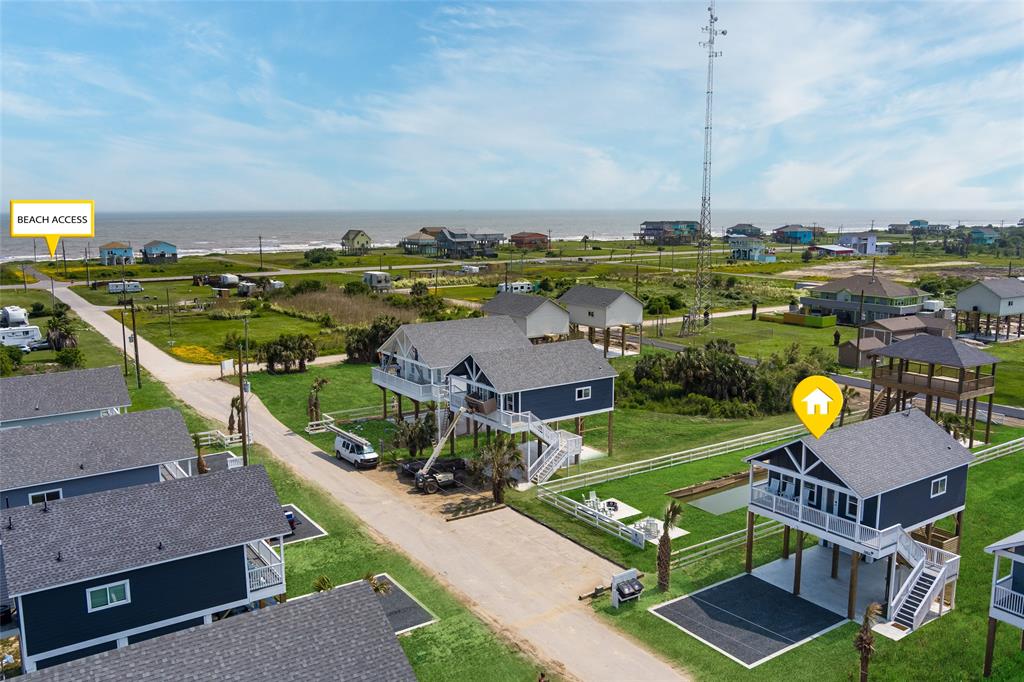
top-left (30, 302), bottom-right (45, 314)
top-left (222, 331), bottom-right (243, 351)
top-left (290, 279), bottom-right (326, 295)
top-left (345, 315), bottom-right (401, 363)
top-left (56, 347), bottom-right (85, 369)
top-left (0, 350), bottom-right (12, 377)
top-left (344, 281), bottom-right (372, 296)
top-left (303, 247), bottom-right (336, 265)
top-left (208, 308), bottom-right (249, 320)
top-left (409, 281), bottom-right (429, 297)
top-left (1, 346), bottom-right (23, 373)
top-left (801, 249), bottom-right (814, 262)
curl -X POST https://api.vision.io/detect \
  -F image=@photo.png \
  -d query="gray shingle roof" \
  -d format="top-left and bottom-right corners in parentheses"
top-left (985, 531), bottom-right (1024, 555)
top-left (1, 466), bottom-right (289, 596)
top-left (383, 316), bottom-right (531, 369)
top-left (869, 334), bottom-right (999, 368)
top-left (1, 408), bottom-right (194, 491)
top-left (811, 274), bottom-right (926, 299)
top-left (0, 366), bottom-right (130, 423)
top-left (453, 339), bottom-right (617, 393)
top-left (26, 582), bottom-right (416, 682)
top-left (973, 278), bottom-right (1024, 299)
top-left (481, 292), bottom-right (563, 318)
top-left (748, 409), bottom-right (973, 498)
top-left (840, 337), bottom-right (886, 352)
top-left (558, 285), bottom-right (636, 308)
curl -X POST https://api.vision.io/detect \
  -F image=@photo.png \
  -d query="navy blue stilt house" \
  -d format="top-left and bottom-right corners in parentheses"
top-left (982, 530), bottom-right (1024, 676)
top-left (743, 409), bottom-right (970, 630)
top-left (1, 467), bottom-right (289, 672)
top-left (447, 339), bottom-right (616, 483)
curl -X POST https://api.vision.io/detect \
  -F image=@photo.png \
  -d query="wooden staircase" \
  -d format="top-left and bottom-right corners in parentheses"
top-left (871, 393), bottom-right (892, 417)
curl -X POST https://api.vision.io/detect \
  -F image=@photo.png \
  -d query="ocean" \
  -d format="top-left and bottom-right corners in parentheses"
top-left (1, 208), bottom-right (1018, 263)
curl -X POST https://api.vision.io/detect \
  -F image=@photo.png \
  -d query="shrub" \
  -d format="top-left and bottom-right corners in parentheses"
top-left (303, 247), bottom-right (336, 265)
top-left (56, 347), bottom-right (85, 369)
top-left (30, 302), bottom-right (45, 314)
top-left (538, 277), bottom-right (554, 292)
top-left (1, 346), bottom-right (23, 373)
top-left (346, 315), bottom-right (401, 363)
top-left (725, 276), bottom-right (738, 288)
top-left (801, 249), bottom-right (814, 262)
top-left (290, 279), bottom-right (326, 295)
top-left (0, 350), bottom-right (12, 377)
top-left (344, 280), bottom-right (372, 296)
top-left (409, 281), bottom-right (429, 297)
top-left (208, 308), bottom-right (249, 321)
top-left (222, 331), bottom-right (243, 351)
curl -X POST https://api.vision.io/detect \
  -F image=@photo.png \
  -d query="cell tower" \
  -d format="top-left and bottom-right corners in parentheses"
top-left (681, 1), bottom-right (725, 336)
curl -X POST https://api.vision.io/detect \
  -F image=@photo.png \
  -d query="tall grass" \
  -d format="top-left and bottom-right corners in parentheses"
top-left (280, 291), bottom-right (417, 326)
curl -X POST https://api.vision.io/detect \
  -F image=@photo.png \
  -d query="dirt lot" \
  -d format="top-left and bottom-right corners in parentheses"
top-left (781, 259), bottom-right (1008, 282)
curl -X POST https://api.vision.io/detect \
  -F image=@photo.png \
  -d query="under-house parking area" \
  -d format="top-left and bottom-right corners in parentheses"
top-left (650, 574), bottom-right (846, 668)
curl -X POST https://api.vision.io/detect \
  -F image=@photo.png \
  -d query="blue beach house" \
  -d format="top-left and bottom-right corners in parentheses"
top-left (98, 242), bottom-right (134, 265)
top-left (0, 366), bottom-right (130, 430)
top-left (447, 339), bottom-right (617, 482)
top-left (983, 530), bottom-right (1024, 676)
top-left (772, 224), bottom-right (814, 244)
top-left (970, 227), bottom-right (998, 245)
top-left (140, 240), bottom-right (178, 264)
top-left (1, 466), bottom-right (289, 672)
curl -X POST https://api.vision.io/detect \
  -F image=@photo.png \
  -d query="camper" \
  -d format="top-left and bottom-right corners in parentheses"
top-left (268, 279), bottom-right (285, 290)
top-left (333, 431), bottom-right (379, 468)
top-left (461, 264), bottom-right (481, 275)
top-left (107, 281), bottom-right (144, 294)
top-left (219, 273), bottom-right (240, 287)
top-left (0, 325), bottom-right (42, 347)
top-left (362, 271), bottom-right (392, 292)
top-left (237, 281), bottom-right (258, 297)
top-left (497, 281), bottom-right (533, 294)
top-left (1, 306), bottom-right (28, 328)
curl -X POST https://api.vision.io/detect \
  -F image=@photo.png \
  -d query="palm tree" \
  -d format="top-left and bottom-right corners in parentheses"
top-left (937, 412), bottom-right (968, 441)
top-left (839, 385), bottom-right (858, 426)
top-left (228, 395), bottom-right (242, 435)
top-left (363, 571), bottom-right (392, 595)
top-left (581, 234), bottom-right (590, 250)
top-left (657, 501), bottom-right (683, 591)
top-left (46, 315), bottom-right (78, 351)
top-left (470, 432), bottom-right (523, 504)
top-left (312, 574), bottom-right (334, 592)
top-left (292, 334), bottom-right (318, 372)
top-left (854, 602), bottom-right (882, 682)
top-left (307, 377), bottom-right (329, 421)
top-left (191, 433), bottom-right (209, 474)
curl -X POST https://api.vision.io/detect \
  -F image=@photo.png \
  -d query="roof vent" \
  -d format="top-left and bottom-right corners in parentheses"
top-left (79, 463), bottom-right (85, 470)
top-left (6, 517), bottom-right (12, 530)
top-left (34, 400), bottom-right (40, 412)
top-left (157, 541), bottom-right (163, 550)
top-left (56, 551), bottom-right (62, 562)
top-left (42, 498), bottom-right (49, 512)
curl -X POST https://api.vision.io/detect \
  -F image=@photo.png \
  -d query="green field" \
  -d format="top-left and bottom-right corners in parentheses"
top-left (0, 263), bottom-right (38, 285)
top-left (35, 254), bottom-right (277, 282)
top-left (986, 341), bottom-right (1024, 406)
top-left (654, 315), bottom-right (856, 359)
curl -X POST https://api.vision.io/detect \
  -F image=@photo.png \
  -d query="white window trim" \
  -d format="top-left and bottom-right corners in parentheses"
top-left (29, 489), bottom-right (62, 505)
top-left (575, 386), bottom-right (592, 401)
top-left (806, 485), bottom-right (817, 506)
top-left (846, 496), bottom-right (859, 518)
top-left (930, 476), bottom-right (948, 498)
top-left (86, 580), bottom-right (131, 613)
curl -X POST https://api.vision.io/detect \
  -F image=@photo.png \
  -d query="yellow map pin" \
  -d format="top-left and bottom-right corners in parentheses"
top-left (791, 375), bottom-right (844, 438)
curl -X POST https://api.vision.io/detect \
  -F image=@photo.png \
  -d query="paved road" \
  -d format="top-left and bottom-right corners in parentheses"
top-left (55, 285), bottom-right (688, 682)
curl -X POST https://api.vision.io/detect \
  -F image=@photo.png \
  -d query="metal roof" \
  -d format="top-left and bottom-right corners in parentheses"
top-left (0, 366), bottom-right (131, 423)
top-left (748, 409), bottom-right (973, 498)
top-left (811, 274), bottom-right (926, 299)
top-left (381, 316), bottom-right (531, 370)
top-left (869, 334), bottom-right (999, 368)
top-left (26, 581), bottom-right (416, 682)
top-left (143, 240), bottom-right (175, 249)
top-left (481, 292), bottom-right (564, 319)
top-left (970, 278), bottom-right (1024, 299)
top-left (1, 408), bottom-right (194, 491)
top-left (0, 466), bottom-right (289, 596)
top-left (558, 285), bottom-right (637, 308)
top-left (452, 339), bottom-right (617, 393)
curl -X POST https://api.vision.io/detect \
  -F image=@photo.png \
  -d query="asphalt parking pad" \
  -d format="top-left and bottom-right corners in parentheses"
top-left (374, 573), bottom-right (437, 635)
top-left (281, 504), bottom-right (328, 545)
top-left (650, 574), bottom-right (845, 668)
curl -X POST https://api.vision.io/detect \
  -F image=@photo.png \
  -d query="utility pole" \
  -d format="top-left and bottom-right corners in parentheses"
top-left (238, 346), bottom-right (249, 466)
top-left (33, 238), bottom-right (37, 263)
top-left (166, 288), bottom-right (173, 344)
top-left (120, 309), bottom-right (129, 376)
top-left (682, 0), bottom-right (725, 336)
top-left (635, 265), bottom-right (640, 298)
top-left (84, 247), bottom-right (91, 287)
top-left (129, 298), bottom-right (142, 389)
top-left (243, 317), bottom-right (250, 373)
top-left (61, 240), bottom-right (68, 277)
top-left (49, 276), bottom-right (56, 312)
top-left (258, 235), bottom-right (264, 270)
top-left (21, 264), bottom-right (28, 292)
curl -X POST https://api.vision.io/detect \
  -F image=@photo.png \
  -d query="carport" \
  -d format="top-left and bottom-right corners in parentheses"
top-left (650, 574), bottom-right (846, 668)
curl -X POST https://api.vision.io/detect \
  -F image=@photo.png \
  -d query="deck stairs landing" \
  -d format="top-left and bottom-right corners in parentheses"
top-left (888, 528), bottom-right (953, 633)
top-left (871, 393), bottom-right (892, 417)
top-left (526, 418), bottom-right (582, 484)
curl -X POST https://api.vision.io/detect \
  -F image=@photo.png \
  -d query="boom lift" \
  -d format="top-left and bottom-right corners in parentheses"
top-left (414, 407), bottom-right (466, 494)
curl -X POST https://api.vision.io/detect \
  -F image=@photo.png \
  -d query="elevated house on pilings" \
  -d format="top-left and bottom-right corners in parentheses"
top-left (982, 530), bottom-right (1024, 677)
top-left (743, 409), bottom-right (970, 631)
top-left (866, 334), bottom-right (1000, 446)
top-left (557, 285), bottom-right (644, 358)
top-left (956, 278), bottom-right (1024, 342)
top-left (373, 316), bottom-right (531, 421)
top-left (445, 340), bottom-right (617, 483)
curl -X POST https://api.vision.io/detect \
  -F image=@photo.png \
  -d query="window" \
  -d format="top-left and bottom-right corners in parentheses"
top-left (846, 497), bottom-right (859, 518)
top-left (930, 476), bottom-right (948, 498)
top-left (575, 386), bottom-right (592, 401)
top-left (29, 489), bottom-right (61, 505)
top-left (87, 580), bottom-right (131, 612)
top-left (806, 485), bottom-right (817, 505)
top-left (587, 310), bottom-right (595, 318)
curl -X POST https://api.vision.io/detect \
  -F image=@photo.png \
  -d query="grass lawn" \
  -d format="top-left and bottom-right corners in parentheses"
top-left (434, 283), bottom-right (500, 302)
top-left (986, 341), bottom-right (1024, 406)
top-left (654, 315), bottom-right (856, 359)
top-left (588, 449), bottom-right (1024, 682)
top-left (105, 304), bottom-right (341, 364)
top-left (70, 280), bottom-right (218, 307)
top-left (0, 263), bottom-right (38, 285)
top-left (35, 254), bottom-right (281, 282)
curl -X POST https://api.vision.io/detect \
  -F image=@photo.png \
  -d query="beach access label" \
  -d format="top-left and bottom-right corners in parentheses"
top-left (9, 200), bottom-right (95, 257)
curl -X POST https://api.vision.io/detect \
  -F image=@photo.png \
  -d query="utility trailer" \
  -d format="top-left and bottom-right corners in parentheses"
top-left (412, 407), bottom-right (466, 494)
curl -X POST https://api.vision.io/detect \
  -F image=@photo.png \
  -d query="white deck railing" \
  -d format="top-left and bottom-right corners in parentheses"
top-left (371, 367), bottom-right (437, 402)
top-left (993, 577), bottom-right (1024, 619)
top-left (535, 487), bottom-right (647, 548)
top-left (246, 540), bottom-right (284, 593)
top-left (193, 429), bottom-right (253, 448)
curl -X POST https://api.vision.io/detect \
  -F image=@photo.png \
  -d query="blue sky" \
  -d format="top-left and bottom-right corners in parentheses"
top-left (2, 1), bottom-right (1022, 211)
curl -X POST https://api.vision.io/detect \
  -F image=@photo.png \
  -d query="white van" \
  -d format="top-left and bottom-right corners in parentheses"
top-left (497, 281), bottom-right (533, 294)
top-left (333, 430), bottom-right (379, 468)
top-left (362, 271), bottom-right (392, 292)
top-left (107, 281), bottom-right (144, 294)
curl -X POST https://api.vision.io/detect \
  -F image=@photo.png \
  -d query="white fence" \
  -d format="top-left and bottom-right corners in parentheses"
top-left (193, 429), bottom-right (253, 448)
top-left (970, 437), bottom-right (1024, 467)
top-left (536, 487), bottom-right (648, 548)
top-left (670, 520), bottom-right (784, 570)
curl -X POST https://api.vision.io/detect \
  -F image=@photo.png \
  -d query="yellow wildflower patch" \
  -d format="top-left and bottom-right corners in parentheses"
top-left (170, 344), bottom-right (221, 364)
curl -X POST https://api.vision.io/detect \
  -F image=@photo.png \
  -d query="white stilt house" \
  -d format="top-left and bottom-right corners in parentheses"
top-left (983, 530), bottom-right (1024, 677)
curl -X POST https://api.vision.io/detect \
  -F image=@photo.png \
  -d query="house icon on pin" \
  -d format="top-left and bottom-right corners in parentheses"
top-left (801, 388), bottom-right (832, 416)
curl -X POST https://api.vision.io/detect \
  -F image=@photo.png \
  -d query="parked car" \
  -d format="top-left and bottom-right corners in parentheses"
top-left (29, 340), bottom-right (51, 351)
top-left (17, 344), bottom-right (31, 353)
top-left (333, 430), bottom-right (379, 468)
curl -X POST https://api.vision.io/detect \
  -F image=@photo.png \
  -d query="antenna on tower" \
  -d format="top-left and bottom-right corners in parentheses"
top-left (681, 1), bottom-right (725, 336)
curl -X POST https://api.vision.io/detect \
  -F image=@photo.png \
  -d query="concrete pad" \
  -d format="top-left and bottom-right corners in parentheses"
top-left (752, 544), bottom-right (888, 620)
top-left (632, 517), bottom-right (689, 544)
top-left (602, 498), bottom-right (642, 521)
top-left (687, 485), bottom-right (749, 515)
